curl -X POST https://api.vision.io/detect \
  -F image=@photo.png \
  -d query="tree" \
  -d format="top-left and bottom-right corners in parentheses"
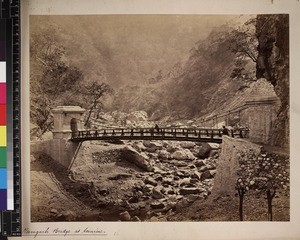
top-left (236, 151), bottom-right (289, 221)
top-left (228, 17), bottom-right (258, 82)
top-left (30, 25), bottom-right (83, 136)
top-left (78, 81), bottom-right (114, 127)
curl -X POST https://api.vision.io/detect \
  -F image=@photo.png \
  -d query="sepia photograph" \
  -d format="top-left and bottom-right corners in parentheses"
top-left (29, 14), bottom-right (289, 223)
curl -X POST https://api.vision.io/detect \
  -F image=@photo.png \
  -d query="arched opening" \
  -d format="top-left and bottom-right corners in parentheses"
top-left (70, 118), bottom-right (78, 137)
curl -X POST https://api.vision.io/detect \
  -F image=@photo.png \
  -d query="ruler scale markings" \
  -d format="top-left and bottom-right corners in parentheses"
top-left (1, 0), bottom-right (21, 237)
top-left (6, 17), bottom-right (13, 211)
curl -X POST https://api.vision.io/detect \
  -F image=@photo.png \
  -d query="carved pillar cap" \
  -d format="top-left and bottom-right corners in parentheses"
top-left (52, 106), bottom-right (86, 114)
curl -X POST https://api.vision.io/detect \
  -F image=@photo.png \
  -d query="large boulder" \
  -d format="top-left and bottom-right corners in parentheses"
top-left (194, 143), bottom-right (212, 159)
top-left (157, 150), bottom-right (171, 159)
top-left (143, 141), bottom-right (163, 150)
top-left (120, 146), bottom-right (154, 171)
top-left (180, 141), bottom-right (196, 149)
top-left (171, 149), bottom-right (196, 160)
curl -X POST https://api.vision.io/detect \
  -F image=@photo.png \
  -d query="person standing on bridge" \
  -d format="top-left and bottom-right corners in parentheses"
top-left (222, 126), bottom-right (229, 136)
top-left (155, 124), bottom-right (160, 133)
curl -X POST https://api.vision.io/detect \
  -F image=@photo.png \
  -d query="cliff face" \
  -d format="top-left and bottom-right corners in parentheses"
top-left (256, 15), bottom-right (289, 147)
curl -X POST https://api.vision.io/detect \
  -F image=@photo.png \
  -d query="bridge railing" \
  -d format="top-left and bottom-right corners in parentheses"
top-left (71, 127), bottom-right (249, 141)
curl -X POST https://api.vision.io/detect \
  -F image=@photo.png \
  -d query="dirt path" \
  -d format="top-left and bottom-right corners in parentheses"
top-left (31, 170), bottom-right (89, 221)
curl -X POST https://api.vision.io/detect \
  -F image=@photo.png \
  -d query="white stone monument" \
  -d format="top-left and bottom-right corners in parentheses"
top-left (52, 106), bottom-right (85, 139)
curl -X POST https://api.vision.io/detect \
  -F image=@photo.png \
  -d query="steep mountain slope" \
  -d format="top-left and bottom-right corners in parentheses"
top-left (111, 25), bottom-right (252, 121)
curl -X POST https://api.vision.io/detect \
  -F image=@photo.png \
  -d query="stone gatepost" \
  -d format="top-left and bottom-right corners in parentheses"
top-left (52, 106), bottom-right (85, 139)
top-left (242, 96), bottom-right (280, 144)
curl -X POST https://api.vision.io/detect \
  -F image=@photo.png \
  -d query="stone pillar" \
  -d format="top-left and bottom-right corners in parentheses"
top-left (243, 96), bottom-right (280, 144)
top-left (52, 106), bottom-right (85, 139)
top-left (211, 136), bottom-right (262, 198)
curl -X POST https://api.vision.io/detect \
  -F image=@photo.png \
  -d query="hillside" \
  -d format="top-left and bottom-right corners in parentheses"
top-left (110, 24), bottom-right (255, 121)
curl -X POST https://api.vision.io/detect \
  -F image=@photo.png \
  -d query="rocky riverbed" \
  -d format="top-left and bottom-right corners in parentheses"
top-left (31, 139), bottom-right (222, 221)
top-left (31, 138), bottom-right (290, 222)
top-left (69, 140), bottom-right (220, 221)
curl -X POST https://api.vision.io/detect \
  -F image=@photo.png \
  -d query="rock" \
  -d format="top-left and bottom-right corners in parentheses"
top-left (128, 196), bottom-right (139, 203)
top-left (166, 144), bottom-right (178, 153)
top-left (162, 178), bottom-right (173, 186)
top-left (173, 176), bottom-right (180, 181)
top-left (200, 170), bottom-right (213, 181)
top-left (179, 187), bottom-right (201, 195)
top-left (210, 170), bottom-right (217, 177)
top-left (153, 167), bottom-right (167, 175)
top-left (50, 209), bottom-right (58, 215)
top-left (98, 199), bottom-right (110, 208)
top-left (176, 198), bottom-right (190, 209)
top-left (131, 216), bottom-right (141, 222)
top-left (108, 173), bottom-right (132, 180)
top-left (195, 160), bottom-right (205, 167)
top-left (119, 211), bottom-right (131, 221)
top-left (188, 164), bottom-right (197, 169)
top-left (146, 147), bottom-right (158, 153)
top-left (195, 143), bottom-right (212, 159)
top-left (143, 141), bottom-right (163, 150)
top-left (150, 201), bottom-right (165, 209)
top-left (209, 150), bottom-right (219, 158)
top-left (180, 141), bottom-right (196, 149)
top-left (98, 112), bottom-right (114, 122)
top-left (199, 166), bottom-right (209, 172)
top-left (190, 178), bottom-right (199, 184)
top-left (187, 194), bottom-right (200, 202)
top-left (120, 146), bottom-right (154, 171)
top-left (187, 120), bottom-right (194, 125)
top-left (97, 188), bottom-right (109, 196)
top-left (153, 174), bottom-right (163, 182)
top-left (171, 150), bottom-right (186, 160)
top-left (167, 189), bottom-right (176, 195)
top-left (144, 177), bottom-right (158, 186)
top-left (152, 188), bottom-right (165, 199)
top-left (191, 171), bottom-right (201, 180)
top-left (207, 143), bottom-right (220, 150)
top-left (157, 150), bottom-right (171, 159)
top-left (173, 161), bottom-right (188, 167)
top-left (132, 142), bottom-right (146, 152)
top-left (179, 178), bottom-right (192, 186)
top-left (176, 171), bottom-right (189, 178)
top-left (184, 149), bottom-right (196, 160)
top-left (62, 210), bottom-right (76, 221)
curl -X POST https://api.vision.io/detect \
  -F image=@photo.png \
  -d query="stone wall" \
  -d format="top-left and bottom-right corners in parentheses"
top-left (211, 136), bottom-right (262, 198)
top-left (240, 96), bottom-right (279, 144)
top-left (31, 139), bottom-right (80, 168)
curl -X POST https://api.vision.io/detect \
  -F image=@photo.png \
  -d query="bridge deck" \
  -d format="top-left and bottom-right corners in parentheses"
top-left (71, 127), bottom-right (249, 143)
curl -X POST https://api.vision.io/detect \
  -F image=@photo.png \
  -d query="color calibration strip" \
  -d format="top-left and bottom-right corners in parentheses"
top-left (1, 0), bottom-right (21, 237)
top-left (0, 2), bottom-right (14, 211)
top-left (0, 18), bottom-right (7, 211)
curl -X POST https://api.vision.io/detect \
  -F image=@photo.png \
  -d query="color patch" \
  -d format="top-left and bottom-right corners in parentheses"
top-left (0, 168), bottom-right (7, 189)
top-left (0, 82), bottom-right (6, 104)
top-left (0, 104), bottom-right (6, 125)
top-left (0, 62), bottom-right (6, 82)
top-left (0, 147), bottom-right (6, 168)
top-left (0, 189), bottom-right (7, 210)
top-left (0, 126), bottom-right (6, 146)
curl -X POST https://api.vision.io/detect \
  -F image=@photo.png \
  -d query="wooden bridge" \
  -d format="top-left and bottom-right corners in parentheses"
top-left (70, 127), bottom-right (249, 143)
